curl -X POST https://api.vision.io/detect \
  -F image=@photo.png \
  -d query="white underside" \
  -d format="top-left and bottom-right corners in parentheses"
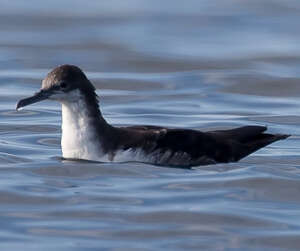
top-left (59, 91), bottom-right (206, 166)
top-left (60, 94), bottom-right (146, 163)
top-left (61, 98), bottom-right (104, 161)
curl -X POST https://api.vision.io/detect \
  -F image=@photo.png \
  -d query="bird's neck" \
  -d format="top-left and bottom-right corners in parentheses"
top-left (60, 96), bottom-right (114, 161)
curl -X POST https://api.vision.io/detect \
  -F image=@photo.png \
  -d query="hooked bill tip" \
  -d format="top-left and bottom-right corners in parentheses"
top-left (16, 102), bottom-right (21, 111)
top-left (16, 107), bottom-right (24, 111)
top-left (15, 90), bottom-right (51, 111)
top-left (16, 99), bottom-right (26, 111)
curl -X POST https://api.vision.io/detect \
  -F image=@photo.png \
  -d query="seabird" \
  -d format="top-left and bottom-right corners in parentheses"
top-left (16, 65), bottom-right (289, 167)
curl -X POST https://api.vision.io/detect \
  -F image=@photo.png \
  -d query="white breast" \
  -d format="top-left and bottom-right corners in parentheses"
top-left (59, 93), bottom-right (170, 164)
top-left (60, 96), bottom-right (143, 163)
top-left (61, 98), bottom-right (106, 161)
top-left (60, 103), bottom-right (195, 165)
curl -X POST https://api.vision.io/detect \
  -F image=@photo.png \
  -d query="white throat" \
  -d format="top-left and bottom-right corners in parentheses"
top-left (59, 90), bottom-right (146, 163)
top-left (61, 97), bottom-right (104, 161)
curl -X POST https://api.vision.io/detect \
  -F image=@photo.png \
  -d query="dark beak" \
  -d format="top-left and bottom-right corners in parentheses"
top-left (16, 89), bottom-right (51, 110)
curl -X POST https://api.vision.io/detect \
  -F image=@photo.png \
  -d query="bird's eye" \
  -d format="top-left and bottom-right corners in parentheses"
top-left (60, 82), bottom-right (68, 89)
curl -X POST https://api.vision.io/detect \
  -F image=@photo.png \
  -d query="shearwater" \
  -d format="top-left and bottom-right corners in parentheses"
top-left (16, 65), bottom-right (289, 167)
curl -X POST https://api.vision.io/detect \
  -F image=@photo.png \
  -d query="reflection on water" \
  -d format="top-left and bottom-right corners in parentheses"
top-left (0, 0), bottom-right (300, 250)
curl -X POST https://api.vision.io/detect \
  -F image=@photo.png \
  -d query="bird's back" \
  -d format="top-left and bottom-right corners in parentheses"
top-left (115, 125), bottom-right (289, 167)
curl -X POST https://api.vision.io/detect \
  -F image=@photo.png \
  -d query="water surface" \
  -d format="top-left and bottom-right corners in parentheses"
top-left (0, 1), bottom-right (300, 250)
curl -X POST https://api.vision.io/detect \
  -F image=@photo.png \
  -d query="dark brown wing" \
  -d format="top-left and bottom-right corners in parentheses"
top-left (115, 125), bottom-right (289, 166)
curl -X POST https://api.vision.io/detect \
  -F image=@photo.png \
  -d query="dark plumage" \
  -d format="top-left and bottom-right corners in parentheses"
top-left (16, 65), bottom-right (290, 167)
top-left (112, 125), bottom-right (288, 166)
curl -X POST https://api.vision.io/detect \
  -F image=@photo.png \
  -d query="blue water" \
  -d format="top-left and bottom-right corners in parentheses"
top-left (0, 1), bottom-right (300, 250)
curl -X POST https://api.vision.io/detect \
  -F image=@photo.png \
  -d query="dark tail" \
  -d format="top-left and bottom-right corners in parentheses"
top-left (234, 126), bottom-right (289, 161)
top-left (212, 126), bottom-right (290, 162)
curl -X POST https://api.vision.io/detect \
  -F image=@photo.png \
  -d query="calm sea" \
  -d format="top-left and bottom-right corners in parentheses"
top-left (0, 1), bottom-right (300, 250)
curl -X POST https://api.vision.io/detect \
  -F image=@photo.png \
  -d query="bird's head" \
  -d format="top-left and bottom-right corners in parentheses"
top-left (16, 64), bottom-right (97, 110)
